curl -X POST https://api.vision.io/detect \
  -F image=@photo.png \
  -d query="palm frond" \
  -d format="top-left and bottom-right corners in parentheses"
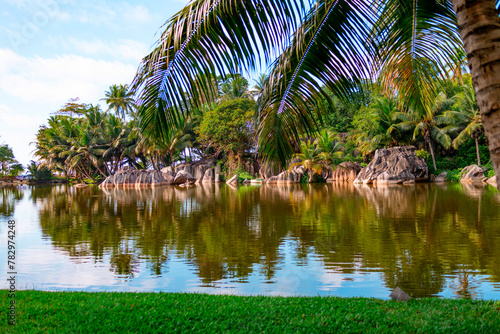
top-left (133, 0), bottom-right (308, 142)
top-left (258, 0), bottom-right (375, 166)
top-left (373, 0), bottom-right (462, 114)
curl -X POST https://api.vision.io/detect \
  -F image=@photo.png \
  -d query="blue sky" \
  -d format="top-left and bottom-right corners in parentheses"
top-left (0, 0), bottom-right (190, 165)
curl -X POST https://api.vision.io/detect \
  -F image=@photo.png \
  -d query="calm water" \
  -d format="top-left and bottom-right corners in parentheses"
top-left (1, 183), bottom-right (500, 299)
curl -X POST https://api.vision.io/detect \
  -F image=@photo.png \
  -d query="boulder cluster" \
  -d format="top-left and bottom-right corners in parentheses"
top-left (99, 159), bottom-right (222, 188)
top-left (98, 146), bottom-right (497, 188)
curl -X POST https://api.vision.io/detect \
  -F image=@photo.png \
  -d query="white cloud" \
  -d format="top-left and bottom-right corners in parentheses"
top-left (122, 4), bottom-right (152, 23)
top-left (0, 48), bottom-right (139, 164)
top-left (0, 48), bottom-right (137, 104)
top-left (0, 105), bottom-right (45, 130)
top-left (67, 37), bottom-right (148, 62)
top-left (50, 2), bottom-right (153, 26)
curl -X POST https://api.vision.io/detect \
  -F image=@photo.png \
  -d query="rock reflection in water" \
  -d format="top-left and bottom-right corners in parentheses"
top-left (31, 183), bottom-right (500, 298)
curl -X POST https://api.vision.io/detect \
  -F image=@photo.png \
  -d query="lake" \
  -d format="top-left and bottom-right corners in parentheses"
top-left (1, 183), bottom-right (500, 299)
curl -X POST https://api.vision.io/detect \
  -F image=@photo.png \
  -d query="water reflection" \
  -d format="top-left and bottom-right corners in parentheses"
top-left (0, 186), bottom-right (24, 219)
top-left (29, 183), bottom-right (500, 298)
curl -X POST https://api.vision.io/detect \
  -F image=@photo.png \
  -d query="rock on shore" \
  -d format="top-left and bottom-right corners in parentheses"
top-left (328, 162), bottom-right (363, 183)
top-left (354, 146), bottom-right (428, 184)
top-left (99, 167), bottom-right (170, 188)
top-left (99, 160), bottom-right (223, 188)
top-left (460, 165), bottom-right (485, 184)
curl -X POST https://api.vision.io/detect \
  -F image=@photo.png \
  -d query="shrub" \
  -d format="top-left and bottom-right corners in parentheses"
top-left (446, 168), bottom-right (464, 182)
top-left (415, 149), bottom-right (430, 161)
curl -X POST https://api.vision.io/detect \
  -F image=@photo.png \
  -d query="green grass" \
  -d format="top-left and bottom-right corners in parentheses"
top-left (1, 291), bottom-right (499, 333)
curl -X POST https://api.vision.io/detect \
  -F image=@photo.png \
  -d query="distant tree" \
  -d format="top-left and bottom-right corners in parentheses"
top-left (352, 96), bottom-right (409, 156)
top-left (103, 84), bottom-right (135, 119)
top-left (0, 144), bottom-right (23, 177)
top-left (446, 83), bottom-right (484, 165)
top-left (27, 161), bottom-right (52, 181)
top-left (198, 98), bottom-right (256, 166)
top-left (219, 75), bottom-right (253, 101)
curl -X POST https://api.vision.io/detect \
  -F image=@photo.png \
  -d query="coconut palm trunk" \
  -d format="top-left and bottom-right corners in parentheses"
top-left (452, 0), bottom-right (500, 188)
top-left (426, 137), bottom-right (437, 171)
top-left (475, 136), bottom-right (481, 166)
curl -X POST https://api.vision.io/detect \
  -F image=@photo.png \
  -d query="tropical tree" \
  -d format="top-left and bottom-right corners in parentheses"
top-left (395, 93), bottom-right (454, 170)
top-left (0, 144), bottom-right (23, 177)
top-left (34, 103), bottom-right (143, 181)
top-left (219, 74), bottom-right (253, 101)
top-left (446, 83), bottom-right (484, 165)
top-left (253, 73), bottom-right (267, 97)
top-left (131, 0), bottom-right (500, 187)
top-left (352, 96), bottom-right (409, 156)
top-left (314, 129), bottom-right (345, 165)
top-left (197, 98), bottom-right (256, 167)
top-left (103, 84), bottom-right (135, 119)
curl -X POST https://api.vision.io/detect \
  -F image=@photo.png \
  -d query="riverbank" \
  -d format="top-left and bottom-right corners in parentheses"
top-left (1, 291), bottom-right (499, 333)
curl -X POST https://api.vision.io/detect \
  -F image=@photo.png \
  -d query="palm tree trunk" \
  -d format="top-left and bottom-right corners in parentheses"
top-left (475, 137), bottom-right (481, 166)
top-left (427, 138), bottom-right (437, 171)
top-left (452, 0), bottom-right (500, 188)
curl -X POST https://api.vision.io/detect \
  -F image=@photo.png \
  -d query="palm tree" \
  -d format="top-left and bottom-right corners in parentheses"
top-left (131, 0), bottom-right (500, 187)
top-left (289, 140), bottom-right (325, 183)
top-left (103, 84), bottom-right (135, 120)
top-left (353, 96), bottom-right (409, 156)
top-left (219, 75), bottom-right (252, 101)
top-left (314, 129), bottom-right (345, 165)
top-left (446, 83), bottom-right (484, 165)
top-left (394, 93), bottom-right (454, 170)
top-left (253, 73), bottom-right (267, 97)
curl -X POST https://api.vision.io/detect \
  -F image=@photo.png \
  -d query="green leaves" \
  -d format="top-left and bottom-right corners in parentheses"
top-left (197, 98), bottom-right (256, 159)
top-left (133, 0), bottom-right (308, 142)
top-left (132, 0), bottom-right (466, 166)
top-left (257, 0), bottom-right (376, 166)
top-left (373, 0), bottom-right (463, 115)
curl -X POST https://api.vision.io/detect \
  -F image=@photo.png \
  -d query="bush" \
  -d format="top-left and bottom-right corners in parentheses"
top-left (415, 149), bottom-right (430, 161)
top-left (446, 168), bottom-right (464, 182)
top-left (486, 169), bottom-right (495, 179)
top-left (237, 171), bottom-right (255, 182)
top-left (27, 161), bottom-right (52, 181)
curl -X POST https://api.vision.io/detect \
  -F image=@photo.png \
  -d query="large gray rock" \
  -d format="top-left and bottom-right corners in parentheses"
top-left (226, 174), bottom-right (238, 186)
top-left (172, 170), bottom-right (196, 185)
top-left (176, 159), bottom-right (217, 181)
top-left (486, 175), bottom-right (497, 187)
top-left (266, 176), bottom-right (278, 184)
top-left (99, 167), bottom-right (169, 188)
top-left (354, 146), bottom-right (428, 185)
top-left (259, 164), bottom-right (277, 179)
top-left (276, 165), bottom-right (305, 184)
top-left (328, 162), bottom-right (362, 183)
top-left (460, 165), bottom-right (485, 184)
top-left (160, 166), bottom-right (176, 182)
top-left (434, 172), bottom-right (447, 183)
top-left (202, 166), bottom-right (223, 183)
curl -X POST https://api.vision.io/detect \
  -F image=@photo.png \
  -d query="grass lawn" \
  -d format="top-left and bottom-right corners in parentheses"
top-left (1, 291), bottom-right (499, 333)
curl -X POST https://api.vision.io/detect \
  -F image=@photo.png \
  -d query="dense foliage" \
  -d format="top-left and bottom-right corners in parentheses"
top-left (197, 98), bottom-right (256, 166)
top-left (32, 75), bottom-right (493, 181)
top-left (0, 143), bottom-right (23, 177)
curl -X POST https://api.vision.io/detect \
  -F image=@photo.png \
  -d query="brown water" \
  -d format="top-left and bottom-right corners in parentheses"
top-left (1, 183), bottom-right (500, 299)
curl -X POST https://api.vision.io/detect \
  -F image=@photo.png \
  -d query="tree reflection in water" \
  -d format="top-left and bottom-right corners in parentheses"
top-left (32, 183), bottom-right (500, 298)
top-left (0, 186), bottom-right (24, 219)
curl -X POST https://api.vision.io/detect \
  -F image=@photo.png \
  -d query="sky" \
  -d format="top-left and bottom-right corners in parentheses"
top-left (0, 0), bottom-right (190, 166)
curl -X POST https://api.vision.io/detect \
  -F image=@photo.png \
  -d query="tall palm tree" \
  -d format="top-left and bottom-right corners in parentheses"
top-left (394, 93), bottom-right (454, 170)
top-left (219, 75), bottom-right (252, 101)
top-left (103, 84), bottom-right (135, 120)
top-left (446, 83), bottom-right (484, 165)
top-left (131, 0), bottom-right (500, 187)
top-left (353, 96), bottom-right (410, 156)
